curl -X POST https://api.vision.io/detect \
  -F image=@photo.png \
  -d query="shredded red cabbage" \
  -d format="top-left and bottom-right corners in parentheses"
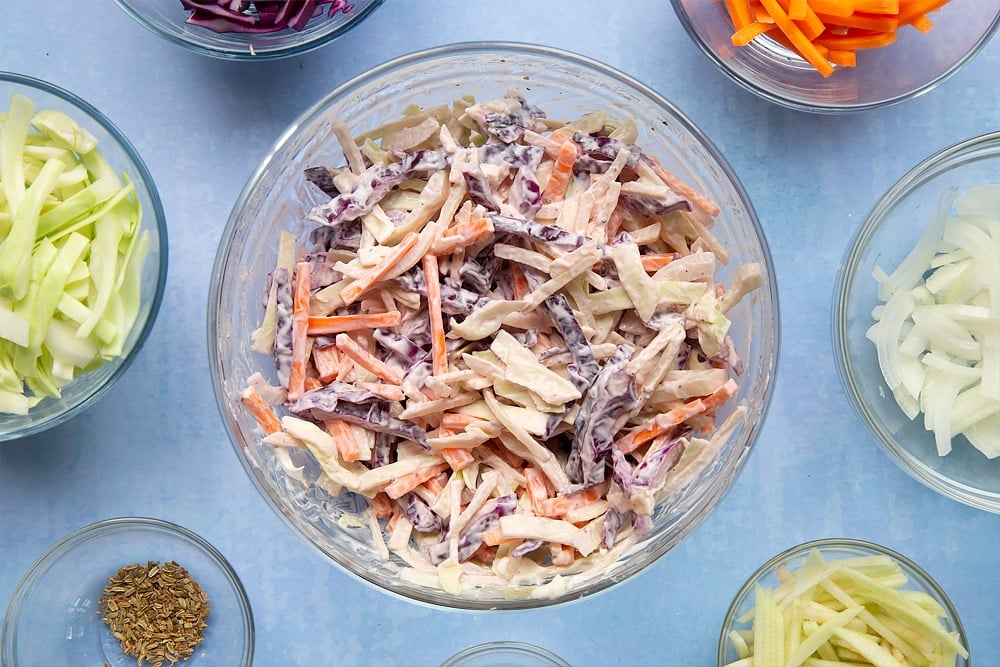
top-left (180, 0), bottom-right (354, 34)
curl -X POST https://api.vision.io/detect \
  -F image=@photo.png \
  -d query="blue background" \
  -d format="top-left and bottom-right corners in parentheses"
top-left (2, 2), bottom-right (999, 665)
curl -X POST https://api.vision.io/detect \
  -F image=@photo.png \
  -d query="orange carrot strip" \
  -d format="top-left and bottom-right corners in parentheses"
top-left (814, 30), bottom-right (897, 50)
top-left (541, 139), bottom-right (578, 204)
top-left (616, 378), bottom-right (739, 453)
top-left (809, 0), bottom-right (856, 16)
top-left (647, 156), bottom-right (722, 217)
top-left (440, 413), bottom-right (487, 431)
top-left (508, 262), bottom-right (530, 300)
top-left (641, 253), bottom-right (678, 272)
top-left (481, 528), bottom-right (513, 547)
top-left (487, 441), bottom-right (524, 469)
top-left (422, 254), bottom-right (448, 377)
top-left (384, 462), bottom-right (450, 500)
top-left (815, 11), bottom-right (898, 30)
top-left (304, 377), bottom-right (323, 392)
top-left (324, 418), bottom-right (363, 462)
top-left (356, 382), bottom-right (405, 401)
top-left (539, 485), bottom-right (603, 518)
top-left (339, 231), bottom-right (420, 306)
top-left (422, 473), bottom-right (447, 497)
top-left (826, 49), bottom-right (858, 67)
top-left (724, 0), bottom-right (754, 27)
top-left (908, 14), bottom-right (933, 31)
top-left (335, 333), bottom-right (404, 384)
top-left (731, 21), bottom-right (775, 45)
top-left (312, 344), bottom-right (341, 384)
top-left (441, 447), bottom-right (476, 471)
top-left (788, 0), bottom-right (807, 20)
top-left (897, 0), bottom-right (948, 24)
top-left (438, 216), bottom-right (494, 246)
top-left (471, 542), bottom-right (498, 565)
top-left (307, 311), bottom-right (401, 335)
top-left (287, 261), bottom-right (312, 402)
top-left (241, 386), bottom-right (281, 435)
top-left (853, 0), bottom-right (898, 13)
top-left (759, 0), bottom-right (835, 77)
top-left (523, 466), bottom-right (551, 515)
top-left (370, 492), bottom-right (394, 519)
top-left (751, 3), bottom-right (776, 22)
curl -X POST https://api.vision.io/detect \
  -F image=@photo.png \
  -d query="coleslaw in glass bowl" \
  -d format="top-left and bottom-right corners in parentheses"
top-left (209, 42), bottom-right (779, 610)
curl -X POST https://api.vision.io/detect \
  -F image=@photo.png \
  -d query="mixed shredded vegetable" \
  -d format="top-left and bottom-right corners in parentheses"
top-left (241, 92), bottom-right (762, 597)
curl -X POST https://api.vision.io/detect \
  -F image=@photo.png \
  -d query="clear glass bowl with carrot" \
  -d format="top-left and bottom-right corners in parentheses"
top-left (672, 0), bottom-right (1000, 112)
top-left (208, 42), bottom-right (779, 610)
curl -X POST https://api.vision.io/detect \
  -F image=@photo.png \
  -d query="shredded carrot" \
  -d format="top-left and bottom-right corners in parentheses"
top-left (356, 382), bottom-right (405, 402)
top-left (384, 462), bottom-right (449, 500)
top-left (788, 0), bottom-right (807, 19)
top-left (304, 376), bottom-right (323, 392)
top-left (307, 311), bottom-right (401, 335)
top-left (760, 0), bottom-right (836, 76)
top-left (422, 472), bottom-right (447, 497)
top-left (908, 14), bottom-right (933, 31)
top-left (324, 418), bottom-right (363, 462)
top-left (480, 528), bottom-right (508, 547)
top-left (815, 11), bottom-right (898, 30)
top-left (471, 542), bottom-right (497, 565)
top-left (241, 386), bottom-right (281, 435)
top-left (641, 253), bottom-right (677, 272)
top-left (523, 466), bottom-right (551, 515)
top-left (287, 261), bottom-right (312, 402)
top-left (422, 254), bottom-right (449, 377)
top-left (724, 0), bottom-right (754, 26)
top-left (441, 447), bottom-right (476, 471)
top-left (809, 0), bottom-right (855, 15)
top-left (616, 378), bottom-right (739, 453)
top-left (435, 217), bottom-right (494, 255)
top-left (541, 139), bottom-right (578, 204)
top-left (897, 0), bottom-right (948, 24)
top-left (731, 21), bottom-right (775, 46)
top-left (335, 333), bottom-right (404, 384)
top-left (312, 344), bottom-right (341, 384)
top-left (540, 485), bottom-right (603, 518)
top-left (647, 157), bottom-right (722, 217)
top-left (340, 231), bottom-right (420, 306)
top-left (440, 412), bottom-right (488, 431)
top-left (853, 0), bottom-right (898, 13)
top-left (487, 441), bottom-right (524, 470)
top-left (508, 262), bottom-right (530, 300)
top-left (370, 492), bottom-right (394, 519)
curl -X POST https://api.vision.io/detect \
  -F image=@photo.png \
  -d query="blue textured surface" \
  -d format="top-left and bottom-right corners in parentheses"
top-left (2, 2), bottom-right (999, 665)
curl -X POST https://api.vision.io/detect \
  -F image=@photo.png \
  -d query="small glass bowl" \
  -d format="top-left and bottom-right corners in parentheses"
top-left (0, 72), bottom-right (167, 442)
top-left (440, 642), bottom-right (571, 667)
top-left (718, 538), bottom-right (969, 666)
top-left (1, 517), bottom-right (254, 667)
top-left (671, 0), bottom-right (1000, 113)
top-left (834, 131), bottom-right (1000, 512)
top-left (208, 41), bottom-right (780, 610)
top-left (113, 0), bottom-right (385, 61)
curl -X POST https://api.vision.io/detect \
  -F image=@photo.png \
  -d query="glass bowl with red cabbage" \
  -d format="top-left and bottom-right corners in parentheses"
top-left (113, 0), bottom-right (384, 61)
top-left (208, 42), bottom-right (780, 610)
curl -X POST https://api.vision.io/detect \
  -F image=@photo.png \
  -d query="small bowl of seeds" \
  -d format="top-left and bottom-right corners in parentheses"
top-left (1, 517), bottom-right (253, 666)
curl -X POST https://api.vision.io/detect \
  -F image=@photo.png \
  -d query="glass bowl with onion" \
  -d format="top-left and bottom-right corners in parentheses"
top-left (208, 41), bottom-right (780, 610)
top-left (671, 0), bottom-right (1000, 113)
top-left (718, 538), bottom-right (969, 666)
top-left (834, 132), bottom-right (1000, 512)
top-left (0, 72), bottom-right (167, 442)
top-left (1, 517), bottom-right (254, 667)
top-left (113, 0), bottom-right (385, 61)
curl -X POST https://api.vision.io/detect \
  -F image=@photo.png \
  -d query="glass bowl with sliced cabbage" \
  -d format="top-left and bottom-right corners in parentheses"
top-left (113, 0), bottom-right (385, 61)
top-left (835, 132), bottom-right (1000, 512)
top-left (0, 72), bottom-right (167, 442)
top-left (208, 42), bottom-right (779, 609)
top-left (718, 538), bottom-right (969, 667)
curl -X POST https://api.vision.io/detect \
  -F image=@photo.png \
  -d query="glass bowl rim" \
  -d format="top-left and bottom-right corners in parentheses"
top-left (833, 129), bottom-right (1000, 512)
top-left (716, 537), bottom-right (968, 665)
top-left (439, 641), bottom-right (572, 667)
top-left (112, 0), bottom-right (386, 61)
top-left (669, 0), bottom-right (1000, 114)
top-left (0, 71), bottom-right (169, 442)
top-left (208, 39), bottom-right (781, 610)
top-left (1, 516), bottom-right (255, 663)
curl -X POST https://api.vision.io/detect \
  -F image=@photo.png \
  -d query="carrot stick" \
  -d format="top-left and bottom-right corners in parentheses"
top-left (523, 466), bottom-right (551, 515)
top-left (240, 386), bottom-right (281, 435)
top-left (814, 30), bottom-right (896, 50)
top-left (616, 378), bottom-right (739, 453)
top-left (287, 261), bottom-right (312, 402)
top-left (897, 0), bottom-right (948, 24)
top-left (788, 0), bottom-right (807, 20)
top-left (440, 412), bottom-right (488, 431)
top-left (731, 21), bottom-right (775, 45)
top-left (646, 156), bottom-right (722, 217)
top-left (540, 485), bottom-right (603, 518)
top-left (384, 462), bottom-right (449, 500)
top-left (759, 0), bottom-right (835, 77)
top-left (335, 333), bottom-right (404, 384)
top-left (724, 0), bottom-right (754, 27)
top-left (340, 231), bottom-right (420, 306)
top-left (508, 262), bottom-right (530, 300)
top-left (853, 0), bottom-right (898, 13)
top-left (815, 11), bottom-right (898, 30)
top-left (541, 139), bottom-right (578, 204)
top-left (641, 253), bottom-right (678, 272)
top-left (422, 254), bottom-right (449, 377)
top-left (441, 447), bottom-right (476, 471)
top-left (356, 382), bottom-right (406, 402)
top-left (826, 49), bottom-right (858, 67)
top-left (809, 0), bottom-right (856, 16)
top-left (324, 419), bottom-right (363, 462)
top-left (434, 217), bottom-right (495, 255)
top-left (370, 492), bottom-right (394, 519)
top-left (304, 377), bottom-right (323, 391)
top-left (307, 311), bottom-right (401, 335)
top-left (908, 14), bottom-right (933, 31)
top-left (312, 344), bottom-right (341, 384)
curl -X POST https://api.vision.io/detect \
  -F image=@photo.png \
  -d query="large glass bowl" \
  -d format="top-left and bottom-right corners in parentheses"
top-left (113, 0), bottom-right (384, 61)
top-left (208, 42), bottom-right (780, 610)
top-left (718, 538), bottom-right (969, 666)
top-left (0, 72), bottom-right (167, 442)
top-left (440, 642), bottom-right (571, 667)
top-left (671, 0), bottom-right (1000, 113)
top-left (1, 517), bottom-right (254, 667)
top-left (834, 132), bottom-right (1000, 512)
